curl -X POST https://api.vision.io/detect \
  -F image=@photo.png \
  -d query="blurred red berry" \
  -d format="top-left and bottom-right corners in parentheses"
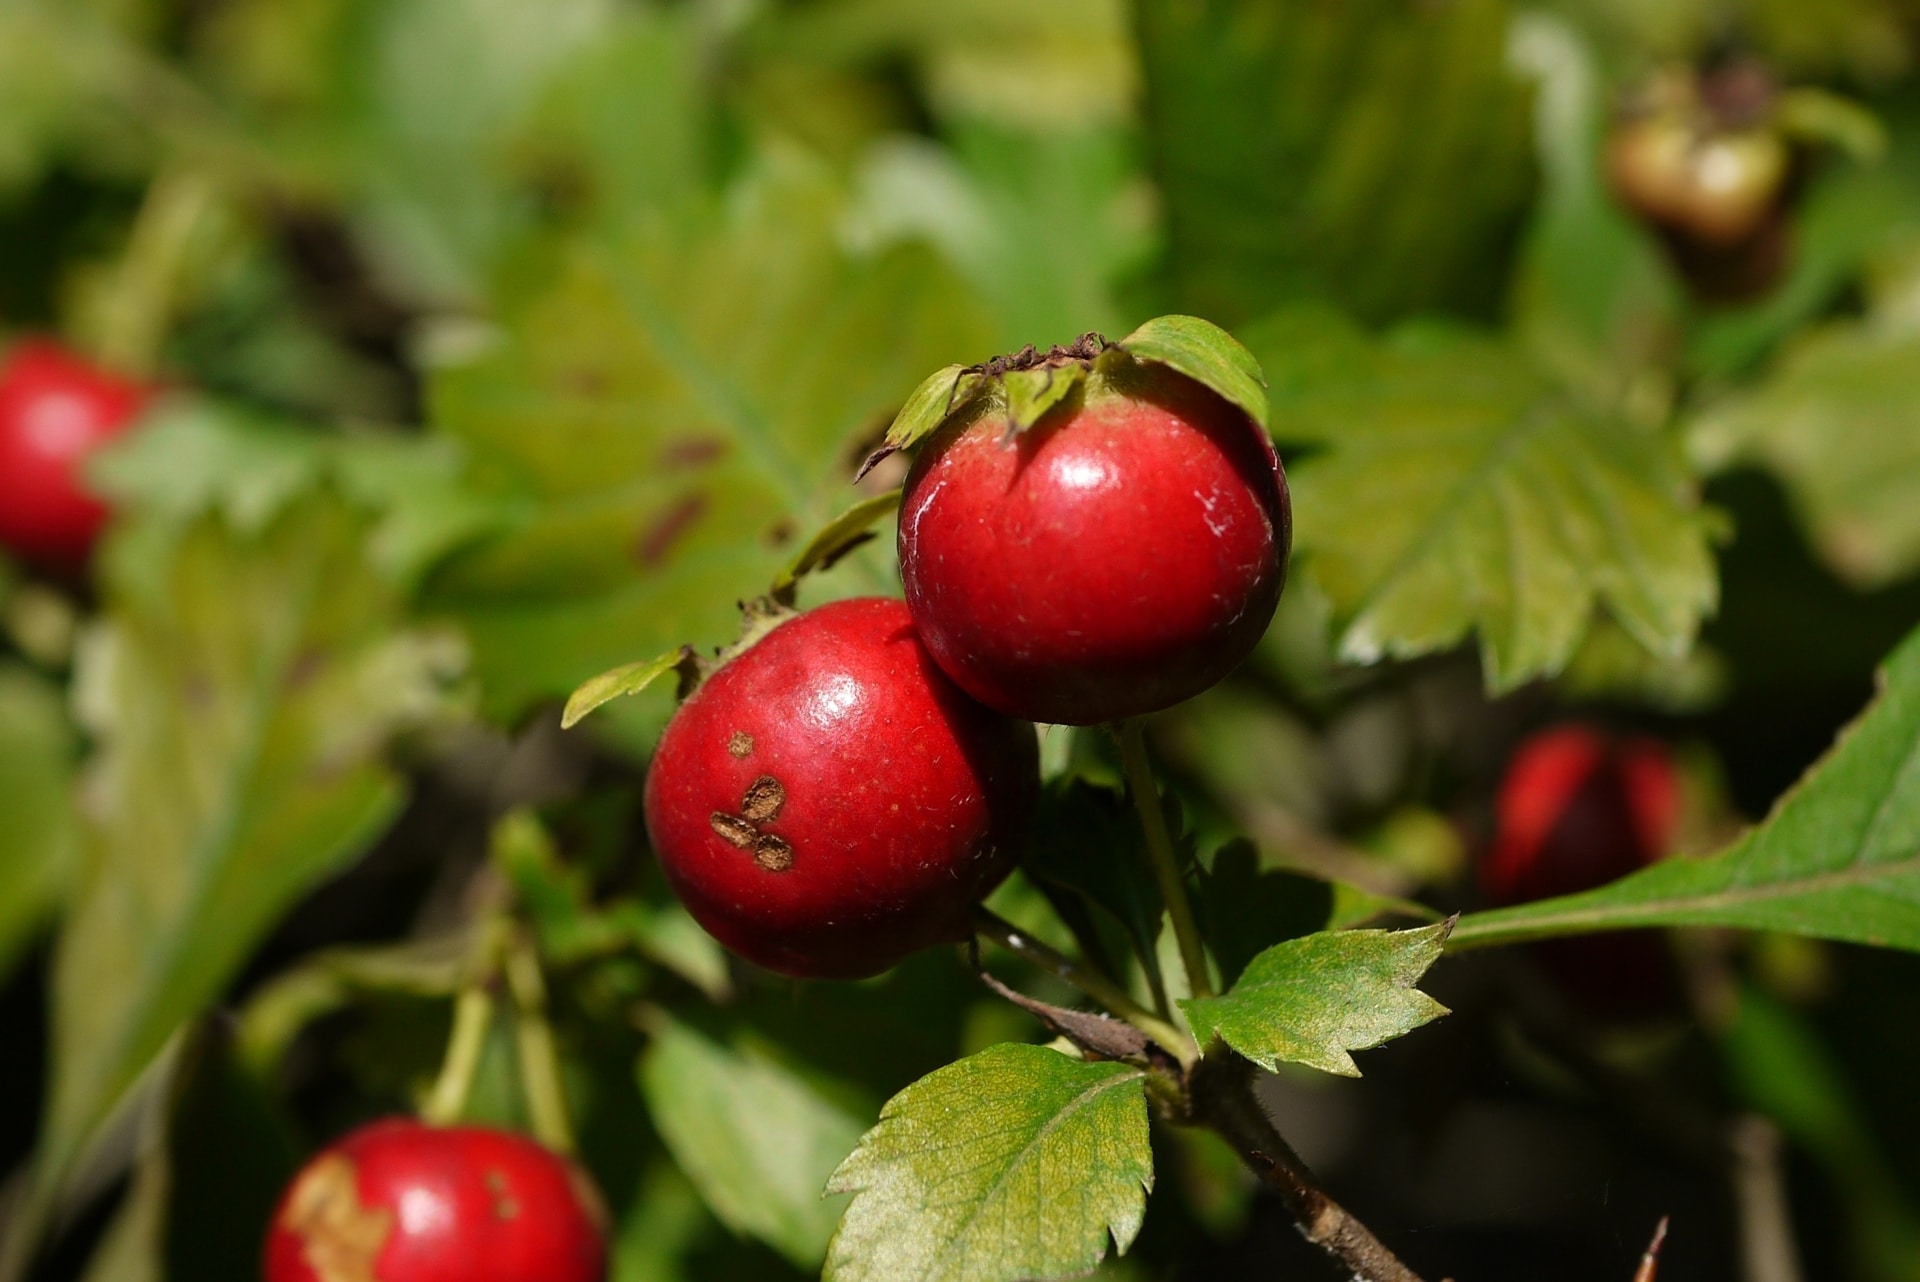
top-left (263, 1119), bottom-right (607, 1282)
top-left (1482, 725), bottom-right (1682, 1016)
top-left (0, 340), bottom-right (149, 568)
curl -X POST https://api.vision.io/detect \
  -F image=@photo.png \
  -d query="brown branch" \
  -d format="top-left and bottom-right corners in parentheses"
top-left (1191, 1054), bottom-right (1428, 1282)
top-left (1633, 1216), bottom-right (1671, 1282)
top-left (1729, 1115), bottom-right (1804, 1282)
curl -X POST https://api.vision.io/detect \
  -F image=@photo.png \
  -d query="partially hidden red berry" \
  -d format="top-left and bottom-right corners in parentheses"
top-left (0, 340), bottom-right (149, 568)
top-left (898, 364), bottom-right (1289, 726)
top-left (643, 596), bottom-right (1038, 979)
top-left (263, 1120), bottom-right (607, 1282)
top-left (1481, 725), bottom-right (1682, 1017)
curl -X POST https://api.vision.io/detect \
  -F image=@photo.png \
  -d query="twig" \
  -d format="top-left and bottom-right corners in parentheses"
top-left (420, 983), bottom-right (495, 1126)
top-left (1192, 1055), bottom-right (1428, 1282)
top-left (1729, 1116), bottom-right (1804, 1282)
top-left (1633, 1216), bottom-right (1671, 1282)
top-left (1116, 720), bottom-right (1214, 1000)
top-left (972, 906), bottom-right (1195, 1064)
top-left (504, 929), bottom-right (577, 1155)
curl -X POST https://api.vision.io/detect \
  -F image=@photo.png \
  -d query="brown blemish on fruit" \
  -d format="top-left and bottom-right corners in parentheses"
top-left (636, 494), bottom-right (707, 566)
top-left (741, 775), bottom-right (786, 823)
top-left (485, 1169), bottom-right (520, 1221)
top-left (280, 1153), bottom-right (394, 1282)
top-left (711, 813), bottom-right (758, 848)
top-left (752, 834), bottom-right (794, 871)
top-left (727, 731), bottom-right (754, 758)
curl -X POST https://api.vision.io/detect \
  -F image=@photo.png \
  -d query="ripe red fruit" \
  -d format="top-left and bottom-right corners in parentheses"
top-left (1482, 725), bottom-right (1681, 1016)
top-left (0, 340), bottom-right (149, 567)
top-left (643, 596), bottom-right (1038, 979)
top-left (897, 365), bottom-right (1289, 726)
top-left (263, 1120), bottom-right (606, 1282)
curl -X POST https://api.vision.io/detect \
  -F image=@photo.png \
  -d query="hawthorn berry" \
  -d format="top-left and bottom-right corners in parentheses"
top-left (1606, 61), bottom-right (1794, 303)
top-left (263, 1120), bottom-right (606, 1282)
top-left (0, 340), bottom-right (149, 567)
top-left (643, 596), bottom-right (1038, 979)
top-left (1482, 724), bottom-right (1681, 1015)
top-left (896, 334), bottom-right (1289, 726)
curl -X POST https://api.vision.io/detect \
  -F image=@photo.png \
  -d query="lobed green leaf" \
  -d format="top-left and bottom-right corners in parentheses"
top-left (1246, 308), bottom-right (1719, 692)
top-left (825, 1043), bottom-right (1150, 1282)
top-left (1180, 921), bottom-right (1452, 1076)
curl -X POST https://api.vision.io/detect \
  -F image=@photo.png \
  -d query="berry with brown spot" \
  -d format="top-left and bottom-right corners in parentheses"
top-left (262, 1120), bottom-right (606, 1282)
top-left (644, 596), bottom-right (1038, 979)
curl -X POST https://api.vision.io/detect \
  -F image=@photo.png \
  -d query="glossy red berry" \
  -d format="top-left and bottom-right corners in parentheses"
top-left (897, 366), bottom-right (1289, 726)
top-left (263, 1120), bottom-right (606, 1282)
top-left (643, 596), bottom-right (1038, 979)
top-left (1482, 725), bottom-right (1681, 1016)
top-left (0, 340), bottom-right (149, 567)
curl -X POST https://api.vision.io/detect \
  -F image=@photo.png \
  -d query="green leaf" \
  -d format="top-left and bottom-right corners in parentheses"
top-left (1179, 921), bottom-right (1451, 1076)
top-left (639, 1016), bottom-right (869, 1268)
top-left (1002, 364), bottom-right (1085, 432)
top-left (425, 162), bottom-right (992, 717)
top-left (772, 491), bottom-right (905, 606)
top-left (846, 122), bottom-right (1154, 349)
top-left (561, 646), bottom-right (694, 729)
top-left (1134, 0), bottom-right (1535, 327)
top-left (1246, 308), bottom-right (1719, 691)
top-left (1197, 840), bottom-right (1434, 990)
top-left (1449, 622), bottom-right (1920, 951)
top-left (881, 363), bottom-right (982, 454)
top-left (1025, 780), bottom-right (1165, 986)
top-left (1114, 314), bottom-right (1268, 429)
top-left (29, 497), bottom-right (458, 1225)
top-left (1689, 317), bottom-right (1920, 591)
top-left (825, 1043), bottom-right (1150, 1282)
top-left (0, 663), bottom-right (78, 983)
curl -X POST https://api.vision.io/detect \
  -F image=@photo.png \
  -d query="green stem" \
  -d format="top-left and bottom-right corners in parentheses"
top-left (505, 930), bottom-right (576, 1155)
top-left (95, 168), bottom-right (216, 378)
top-left (973, 906), bottom-right (1195, 1066)
top-left (422, 984), bottom-right (495, 1127)
top-left (1117, 720), bottom-right (1214, 1000)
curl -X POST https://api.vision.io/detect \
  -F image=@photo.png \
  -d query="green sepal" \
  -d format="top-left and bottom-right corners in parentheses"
top-left (1773, 88), bottom-right (1887, 163)
top-left (561, 646), bottom-right (698, 729)
top-left (1112, 315), bottom-right (1269, 429)
top-left (1002, 364), bottom-right (1085, 434)
top-left (770, 491), bottom-right (903, 607)
top-left (877, 364), bottom-right (989, 457)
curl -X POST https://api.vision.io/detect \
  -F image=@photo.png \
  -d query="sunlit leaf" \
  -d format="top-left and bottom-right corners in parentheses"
top-left (1180, 921), bottom-right (1451, 1076)
top-left (640, 1016), bottom-right (869, 1268)
top-left (1247, 307), bottom-right (1719, 691)
top-left (30, 497), bottom-right (459, 1227)
top-left (1690, 314), bottom-right (1920, 590)
top-left (825, 1043), bottom-right (1150, 1282)
top-left (1114, 314), bottom-right (1267, 429)
top-left (424, 161), bottom-right (990, 717)
top-left (1450, 622), bottom-right (1920, 951)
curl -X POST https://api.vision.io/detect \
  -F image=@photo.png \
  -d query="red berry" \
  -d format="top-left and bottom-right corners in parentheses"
top-left (0, 340), bottom-right (149, 567)
top-left (1481, 725), bottom-right (1678, 906)
top-left (897, 366), bottom-right (1289, 725)
top-left (263, 1120), bottom-right (607, 1282)
top-left (643, 597), bottom-right (1037, 980)
top-left (1481, 725), bottom-right (1682, 1017)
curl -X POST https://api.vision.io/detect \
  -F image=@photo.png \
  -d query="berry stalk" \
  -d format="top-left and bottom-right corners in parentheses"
top-left (1117, 721), bottom-right (1214, 1001)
